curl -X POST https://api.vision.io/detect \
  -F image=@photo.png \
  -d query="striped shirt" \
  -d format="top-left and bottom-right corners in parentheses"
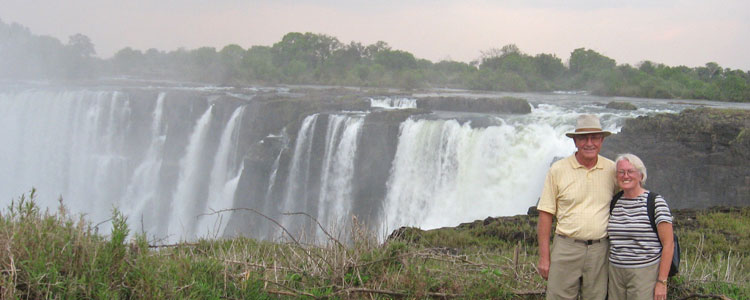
top-left (608, 191), bottom-right (673, 268)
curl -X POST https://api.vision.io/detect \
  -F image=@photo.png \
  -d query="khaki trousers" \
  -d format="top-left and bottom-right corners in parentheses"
top-left (608, 261), bottom-right (660, 300)
top-left (546, 234), bottom-right (609, 300)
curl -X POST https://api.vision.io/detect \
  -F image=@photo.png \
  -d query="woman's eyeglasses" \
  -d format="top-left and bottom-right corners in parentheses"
top-left (616, 169), bottom-right (640, 176)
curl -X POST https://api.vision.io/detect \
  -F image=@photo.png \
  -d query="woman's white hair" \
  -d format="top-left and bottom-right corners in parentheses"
top-left (615, 153), bottom-right (648, 186)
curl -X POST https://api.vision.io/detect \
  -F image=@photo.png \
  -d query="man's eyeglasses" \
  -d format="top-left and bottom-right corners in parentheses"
top-left (573, 134), bottom-right (603, 142)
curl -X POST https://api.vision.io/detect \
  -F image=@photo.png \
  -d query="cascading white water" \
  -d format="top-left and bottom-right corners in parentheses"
top-left (281, 115), bottom-right (319, 215)
top-left (2, 86), bottom-right (699, 244)
top-left (316, 115), bottom-right (364, 232)
top-left (370, 97), bottom-right (417, 109)
top-left (168, 105), bottom-right (215, 241)
top-left (380, 105), bottom-right (645, 235)
top-left (0, 90), bottom-right (132, 229)
top-left (279, 113), bottom-right (365, 241)
top-left (279, 114), bottom-right (320, 238)
top-left (0, 89), bottom-right (259, 241)
top-left (265, 128), bottom-right (290, 205)
top-left (122, 92), bottom-right (167, 235)
top-left (195, 106), bottom-right (246, 238)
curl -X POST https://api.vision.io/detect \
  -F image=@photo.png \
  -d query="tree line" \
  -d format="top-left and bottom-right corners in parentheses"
top-left (2, 19), bottom-right (748, 102)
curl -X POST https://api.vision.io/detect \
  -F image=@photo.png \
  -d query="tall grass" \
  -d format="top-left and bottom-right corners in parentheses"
top-left (1, 191), bottom-right (747, 299)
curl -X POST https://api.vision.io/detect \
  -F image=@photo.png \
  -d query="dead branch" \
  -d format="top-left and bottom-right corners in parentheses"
top-left (201, 208), bottom-right (302, 247)
top-left (148, 242), bottom-right (198, 248)
top-left (283, 212), bottom-right (346, 249)
top-left (223, 259), bottom-right (294, 271)
top-left (678, 294), bottom-right (733, 300)
top-left (262, 279), bottom-right (318, 298)
top-left (335, 287), bottom-right (460, 298)
top-left (201, 207), bottom-right (336, 272)
top-left (513, 289), bottom-right (546, 296)
top-left (264, 289), bottom-right (304, 297)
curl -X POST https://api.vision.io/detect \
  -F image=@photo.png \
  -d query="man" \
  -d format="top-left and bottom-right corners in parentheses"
top-left (536, 114), bottom-right (617, 299)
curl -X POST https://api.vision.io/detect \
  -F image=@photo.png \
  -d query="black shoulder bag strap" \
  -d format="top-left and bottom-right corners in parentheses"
top-left (646, 191), bottom-right (659, 232)
top-left (609, 190), bottom-right (625, 213)
top-left (647, 191), bottom-right (680, 276)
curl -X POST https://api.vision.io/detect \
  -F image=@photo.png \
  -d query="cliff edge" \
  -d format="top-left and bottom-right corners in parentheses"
top-left (602, 108), bottom-right (750, 209)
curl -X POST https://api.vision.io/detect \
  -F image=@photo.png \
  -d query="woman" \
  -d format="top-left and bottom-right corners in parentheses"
top-left (608, 153), bottom-right (674, 300)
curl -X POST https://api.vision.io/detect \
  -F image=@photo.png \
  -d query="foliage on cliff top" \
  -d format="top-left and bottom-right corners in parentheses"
top-left (1, 191), bottom-right (748, 299)
top-left (3, 19), bottom-right (750, 102)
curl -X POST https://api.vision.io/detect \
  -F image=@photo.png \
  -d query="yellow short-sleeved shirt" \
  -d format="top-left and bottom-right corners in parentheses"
top-left (537, 154), bottom-right (617, 240)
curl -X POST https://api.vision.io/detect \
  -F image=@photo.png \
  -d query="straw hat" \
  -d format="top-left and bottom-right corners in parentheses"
top-left (565, 114), bottom-right (612, 138)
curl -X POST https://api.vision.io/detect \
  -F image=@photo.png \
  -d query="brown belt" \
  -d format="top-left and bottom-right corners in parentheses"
top-left (556, 234), bottom-right (607, 245)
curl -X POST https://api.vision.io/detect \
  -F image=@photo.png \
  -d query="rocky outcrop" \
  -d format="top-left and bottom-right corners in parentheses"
top-left (416, 96), bottom-right (531, 114)
top-left (601, 108), bottom-right (750, 209)
top-left (606, 101), bottom-right (637, 110)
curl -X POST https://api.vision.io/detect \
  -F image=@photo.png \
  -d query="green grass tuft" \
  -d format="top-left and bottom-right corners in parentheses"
top-left (1, 191), bottom-right (747, 299)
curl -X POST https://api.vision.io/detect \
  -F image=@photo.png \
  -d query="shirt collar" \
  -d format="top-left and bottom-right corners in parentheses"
top-left (569, 154), bottom-right (604, 170)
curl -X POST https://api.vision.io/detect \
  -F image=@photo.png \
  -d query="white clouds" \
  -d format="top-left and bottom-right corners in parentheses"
top-left (1, 0), bottom-right (748, 69)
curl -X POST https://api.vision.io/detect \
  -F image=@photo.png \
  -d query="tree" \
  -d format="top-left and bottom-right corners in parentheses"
top-left (63, 33), bottom-right (98, 78)
top-left (697, 62), bottom-right (722, 81)
top-left (568, 48), bottom-right (615, 74)
top-left (112, 47), bottom-right (144, 74)
top-left (68, 33), bottom-right (96, 58)
top-left (534, 53), bottom-right (565, 82)
top-left (271, 32), bottom-right (342, 69)
top-left (219, 44), bottom-right (246, 84)
top-left (374, 49), bottom-right (418, 71)
top-left (188, 47), bottom-right (221, 81)
top-left (243, 45), bottom-right (277, 82)
top-left (364, 41), bottom-right (390, 60)
top-left (638, 61), bottom-right (655, 74)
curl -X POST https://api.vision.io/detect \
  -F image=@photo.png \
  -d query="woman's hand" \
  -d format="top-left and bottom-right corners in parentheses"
top-left (654, 281), bottom-right (667, 300)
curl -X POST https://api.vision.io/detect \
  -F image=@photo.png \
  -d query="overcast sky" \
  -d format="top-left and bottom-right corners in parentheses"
top-left (3, 0), bottom-right (749, 70)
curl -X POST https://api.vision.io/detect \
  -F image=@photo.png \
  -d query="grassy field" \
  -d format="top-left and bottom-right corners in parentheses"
top-left (1, 191), bottom-right (747, 299)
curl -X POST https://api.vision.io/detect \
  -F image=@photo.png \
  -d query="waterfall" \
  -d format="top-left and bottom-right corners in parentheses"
top-left (122, 92), bottom-right (167, 235)
top-left (370, 97), bottom-right (417, 109)
top-left (281, 114), bottom-right (319, 218)
top-left (279, 114), bottom-right (320, 238)
top-left (168, 105), bottom-right (215, 241)
top-left (280, 113), bottom-right (365, 241)
top-left (195, 106), bottom-right (246, 238)
top-left (381, 110), bottom-right (580, 234)
top-left (0, 90), bottom-right (132, 228)
top-left (1, 86), bottom-right (692, 243)
top-left (317, 115), bottom-right (364, 231)
top-left (265, 128), bottom-right (290, 208)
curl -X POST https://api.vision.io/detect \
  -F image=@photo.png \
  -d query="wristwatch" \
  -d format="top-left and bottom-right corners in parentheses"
top-left (657, 278), bottom-right (668, 285)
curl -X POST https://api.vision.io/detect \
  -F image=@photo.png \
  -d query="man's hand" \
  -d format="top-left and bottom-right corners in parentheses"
top-left (537, 256), bottom-right (550, 280)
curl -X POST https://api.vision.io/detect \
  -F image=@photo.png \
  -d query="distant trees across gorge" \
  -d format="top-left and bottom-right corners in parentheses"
top-left (2, 19), bottom-right (749, 102)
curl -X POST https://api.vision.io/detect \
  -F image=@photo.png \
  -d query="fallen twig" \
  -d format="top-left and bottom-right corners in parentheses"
top-left (678, 294), bottom-right (733, 300)
top-left (148, 242), bottom-right (198, 248)
top-left (335, 287), bottom-right (460, 298)
top-left (262, 279), bottom-right (318, 298)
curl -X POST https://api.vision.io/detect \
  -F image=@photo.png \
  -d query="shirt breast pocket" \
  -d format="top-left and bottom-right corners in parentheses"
top-left (557, 179), bottom-right (578, 208)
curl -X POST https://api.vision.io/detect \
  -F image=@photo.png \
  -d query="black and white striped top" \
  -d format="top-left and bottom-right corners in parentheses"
top-left (608, 191), bottom-right (673, 268)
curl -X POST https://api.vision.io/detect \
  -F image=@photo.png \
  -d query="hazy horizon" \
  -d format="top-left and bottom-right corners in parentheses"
top-left (3, 0), bottom-right (749, 70)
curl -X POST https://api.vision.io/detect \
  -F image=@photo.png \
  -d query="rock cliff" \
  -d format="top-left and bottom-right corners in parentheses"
top-left (601, 108), bottom-right (750, 209)
top-left (416, 96), bottom-right (531, 114)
